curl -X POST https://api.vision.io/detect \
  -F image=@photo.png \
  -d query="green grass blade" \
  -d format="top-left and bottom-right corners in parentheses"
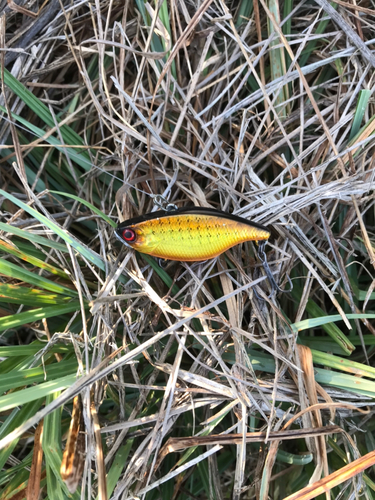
top-left (0, 188), bottom-right (104, 270)
top-left (0, 398), bottom-right (44, 470)
top-left (105, 442), bottom-right (133, 499)
top-left (291, 286), bottom-right (355, 354)
top-left (311, 349), bottom-right (375, 379)
top-left (0, 283), bottom-right (72, 306)
top-left (0, 68), bottom-right (91, 161)
top-left (0, 302), bottom-right (83, 333)
top-left (349, 89), bottom-right (371, 140)
top-left (0, 221), bottom-right (68, 252)
top-left (0, 257), bottom-right (77, 297)
top-left (0, 373), bottom-right (77, 412)
top-left (0, 342), bottom-right (72, 357)
top-left (0, 359), bottom-right (79, 392)
top-left (293, 313), bottom-right (375, 331)
top-left (50, 191), bottom-right (114, 226)
top-left (0, 240), bottom-right (67, 278)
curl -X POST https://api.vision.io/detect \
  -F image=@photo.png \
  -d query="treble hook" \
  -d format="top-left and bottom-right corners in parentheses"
top-left (256, 240), bottom-right (293, 296)
top-left (153, 195), bottom-right (178, 212)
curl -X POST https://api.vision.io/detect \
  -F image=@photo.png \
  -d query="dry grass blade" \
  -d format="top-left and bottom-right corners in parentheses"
top-left (314, 0), bottom-right (375, 68)
top-left (297, 345), bottom-right (327, 487)
top-left (26, 420), bottom-right (44, 500)
top-left (283, 402), bottom-right (369, 430)
top-left (60, 396), bottom-right (85, 494)
top-left (158, 425), bottom-right (342, 459)
top-left (91, 396), bottom-right (107, 500)
top-left (283, 449), bottom-right (375, 500)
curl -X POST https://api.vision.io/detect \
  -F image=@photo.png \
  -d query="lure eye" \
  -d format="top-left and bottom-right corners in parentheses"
top-left (122, 228), bottom-right (136, 242)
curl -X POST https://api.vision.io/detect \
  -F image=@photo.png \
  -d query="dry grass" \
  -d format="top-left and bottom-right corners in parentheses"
top-left (0, 0), bottom-right (375, 499)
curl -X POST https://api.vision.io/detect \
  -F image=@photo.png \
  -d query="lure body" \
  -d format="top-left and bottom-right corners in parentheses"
top-left (116, 207), bottom-right (270, 261)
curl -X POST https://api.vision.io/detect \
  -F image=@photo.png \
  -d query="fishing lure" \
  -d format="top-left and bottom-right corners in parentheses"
top-left (115, 205), bottom-right (291, 294)
top-left (115, 206), bottom-right (270, 261)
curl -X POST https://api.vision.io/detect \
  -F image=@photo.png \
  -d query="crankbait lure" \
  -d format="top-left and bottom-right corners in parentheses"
top-left (115, 207), bottom-right (271, 261)
top-left (115, 206), bottom-right (292, 295)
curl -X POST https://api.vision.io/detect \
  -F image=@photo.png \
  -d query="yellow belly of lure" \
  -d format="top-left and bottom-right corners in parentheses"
top-left (115, 208), bottom-right (270, 261)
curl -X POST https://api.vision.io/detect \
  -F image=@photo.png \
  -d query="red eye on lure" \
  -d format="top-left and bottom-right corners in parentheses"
top-left (122, 228), bottom-right (136, 242)
top-left (115, 206), bottom-right (292, 295)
